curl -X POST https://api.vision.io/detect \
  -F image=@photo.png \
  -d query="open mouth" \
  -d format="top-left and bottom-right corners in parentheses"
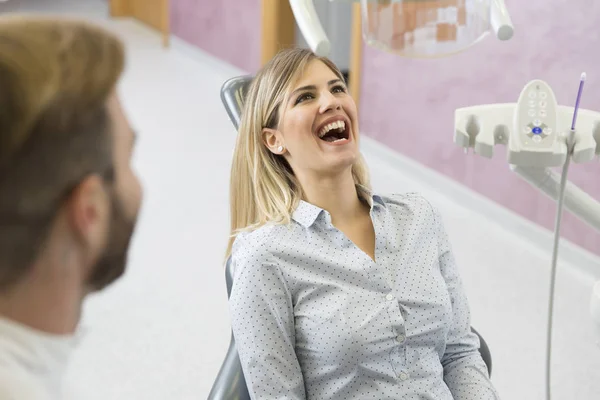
top-left (317, 120), bottom-right (350, 143)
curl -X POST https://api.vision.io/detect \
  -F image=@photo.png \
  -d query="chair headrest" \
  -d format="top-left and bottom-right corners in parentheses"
top-left (220, 75), bottom-right (254, 131)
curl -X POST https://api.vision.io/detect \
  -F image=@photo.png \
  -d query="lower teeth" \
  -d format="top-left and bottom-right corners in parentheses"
top-left (321, 136), bottom-right (347, 142)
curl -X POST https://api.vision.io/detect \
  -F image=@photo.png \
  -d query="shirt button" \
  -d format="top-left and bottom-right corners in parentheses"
top-left (385, 293), bottom-right (394, 301)
top-left (398, 371), bottom-right (409, 381)
top-left (397, 334), bottom-right (406, 343)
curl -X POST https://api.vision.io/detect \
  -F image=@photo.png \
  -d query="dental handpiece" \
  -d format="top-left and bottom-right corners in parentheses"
top-left (571, 73), bottom-right (587, 131)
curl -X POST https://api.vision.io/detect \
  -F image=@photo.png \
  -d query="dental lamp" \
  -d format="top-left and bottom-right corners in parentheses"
top-left (454, 74), bottom-right (600, 400)
top-left (290, 0), bottom-right (514, 58)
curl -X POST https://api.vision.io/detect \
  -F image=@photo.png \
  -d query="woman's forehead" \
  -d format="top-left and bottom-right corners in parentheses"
top-left (290, 59), bottom-right (339, 89)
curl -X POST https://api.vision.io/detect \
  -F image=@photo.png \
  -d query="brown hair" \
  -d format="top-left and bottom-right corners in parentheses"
top-left (0, 15), bottom-right (125, 289)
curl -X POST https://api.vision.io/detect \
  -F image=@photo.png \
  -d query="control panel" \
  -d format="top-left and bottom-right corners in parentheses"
top-left (454, 79), bottom-right (600, 168)
top-left (515, 80), bottom-right (559, 150)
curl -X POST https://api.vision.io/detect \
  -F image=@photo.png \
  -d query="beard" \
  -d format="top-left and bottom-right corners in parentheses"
top-left (87, 190), bottom-right (136, 292)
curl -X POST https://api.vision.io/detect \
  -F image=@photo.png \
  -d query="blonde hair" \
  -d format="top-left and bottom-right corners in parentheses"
top-left (0, 15), bottom-right (125, 288)
top-left (225, 48), bottom-right (370, 261)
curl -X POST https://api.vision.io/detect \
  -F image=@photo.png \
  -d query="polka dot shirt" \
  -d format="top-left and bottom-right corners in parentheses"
top-left (229, 187), bottom-right (500, 399)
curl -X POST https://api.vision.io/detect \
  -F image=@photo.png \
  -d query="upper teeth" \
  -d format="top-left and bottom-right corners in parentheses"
top-left (319, 120), bottom-right (346, 137)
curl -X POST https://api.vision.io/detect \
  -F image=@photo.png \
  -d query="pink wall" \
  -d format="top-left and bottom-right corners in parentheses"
top-left (170, 0), bottom-right (261, 72)
top-left (359, 1), bottom-right (600, 256)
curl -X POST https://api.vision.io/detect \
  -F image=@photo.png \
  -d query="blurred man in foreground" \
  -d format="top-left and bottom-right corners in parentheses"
top-left (0, 14), bottom-right (142, 399)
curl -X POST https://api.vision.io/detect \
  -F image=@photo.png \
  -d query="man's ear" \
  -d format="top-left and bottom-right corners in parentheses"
top-left (262, 128), bottom-right (285, 155)
top-left (65, 174), bottom-right (110, 255)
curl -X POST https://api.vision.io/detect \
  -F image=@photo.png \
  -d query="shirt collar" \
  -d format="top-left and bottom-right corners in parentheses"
top-left (292, 184), bottom-right (386, 228)
top-left (0, 316), bottom-right (80, 396)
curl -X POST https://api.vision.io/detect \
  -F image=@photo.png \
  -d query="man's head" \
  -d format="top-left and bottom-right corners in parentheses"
top-left (0, 15), bottom-right (142, 297)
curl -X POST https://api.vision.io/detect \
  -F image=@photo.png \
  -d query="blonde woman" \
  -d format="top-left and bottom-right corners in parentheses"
top-left (226, 47), bottom-right (499, 400)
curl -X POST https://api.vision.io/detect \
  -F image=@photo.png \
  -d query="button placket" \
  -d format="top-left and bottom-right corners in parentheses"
top-left (396, 333), bottom-right (406, 344)
top-left (398, 371), bottom-right (410, 381)
top-left (385, 293), bottom-right (408, 378)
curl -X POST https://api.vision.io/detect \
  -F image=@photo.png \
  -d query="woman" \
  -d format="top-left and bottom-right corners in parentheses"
top-left (226, 47), bottom-right (499, 400)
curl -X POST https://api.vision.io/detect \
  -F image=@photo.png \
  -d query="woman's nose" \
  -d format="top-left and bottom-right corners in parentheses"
top-left (319, 91), bottom-right (341, 113)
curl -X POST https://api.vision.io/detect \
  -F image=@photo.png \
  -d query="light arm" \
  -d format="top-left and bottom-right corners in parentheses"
top-left (289, 0), bottom-right (330, 56)
top-left (290, 0), bottom-right (514, 57)
top-left (490, 0), bottom-right (514, 40)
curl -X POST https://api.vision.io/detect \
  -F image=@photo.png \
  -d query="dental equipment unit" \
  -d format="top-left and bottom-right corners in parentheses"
top-left (454, 74), bottom-right (600, 400)
top-left (290, 0), bottom-right (514, 58)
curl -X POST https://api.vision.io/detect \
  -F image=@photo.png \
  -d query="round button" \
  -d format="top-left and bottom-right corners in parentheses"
top-left (539, 101), bottom-right (547, 108)
top-left (523, 126), bottom-right (531, 134)
top-left (532, 136), bottom-right (542, 143)
top-left (532, 127), bottom-right (542, 135)
top-left (528, 109), bottom-right (536, 117)
top-left (543, 127), bottom-right (553, 135)
top-left (540, 91), bottom-right (547, 99)
top-left (397, 334), bottom-right (406, 343)
top-left (399, 372), bottom-right (410, 381)
top-left (529, 91), bottom-right (536, 99)
top-left (528, 100), bottom-right (536, 107)
top-left (386, 293), bottom-right (394, 301)
top-left (533, 119), bottom-right (542, 127)
top-left (539, 110), bottom-right (547, 117)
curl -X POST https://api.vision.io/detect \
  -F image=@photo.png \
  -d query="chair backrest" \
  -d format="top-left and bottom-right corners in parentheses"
top-left (207, 76), bottom-right (253, 400)
top-left (207, 257), bottom-right (251, 400)
top-left (220, 75), bottom-right (253, 131)
top-left (208, 76), bottom-right (492, 399)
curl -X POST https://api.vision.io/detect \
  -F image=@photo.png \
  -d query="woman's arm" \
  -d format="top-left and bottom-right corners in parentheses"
top-left (229, 237), bottom-right (306, 400)
top-left (431, 205), bottom-right (501, 400)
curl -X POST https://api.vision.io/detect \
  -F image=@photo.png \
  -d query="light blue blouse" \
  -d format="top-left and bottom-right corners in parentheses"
top-left (229, 187), bottom-right (500, 399)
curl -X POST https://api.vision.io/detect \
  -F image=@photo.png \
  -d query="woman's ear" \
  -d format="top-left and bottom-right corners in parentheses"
top-left (262, 128), bottom-right (285, 155)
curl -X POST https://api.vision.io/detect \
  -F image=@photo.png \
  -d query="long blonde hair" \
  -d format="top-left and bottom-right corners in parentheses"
top-left (225, 48), bottom-right (370, 261)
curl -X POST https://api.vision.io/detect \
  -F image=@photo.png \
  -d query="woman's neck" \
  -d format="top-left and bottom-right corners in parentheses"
top-left (299, 169), bottom-right (369, 226)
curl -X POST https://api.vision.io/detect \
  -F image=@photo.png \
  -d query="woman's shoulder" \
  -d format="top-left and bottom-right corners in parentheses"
top-left (379, 191), bottom-right (436, 211)
top-left (229, 223), bottom-right (298, 285)
top-left (230, 222), bottom-right (290, 265)
top-left (378, 191), bottom-right (443, 224)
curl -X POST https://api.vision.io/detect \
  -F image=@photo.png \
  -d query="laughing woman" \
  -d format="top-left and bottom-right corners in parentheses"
top-left (225, 47), bottom-right (499, 400)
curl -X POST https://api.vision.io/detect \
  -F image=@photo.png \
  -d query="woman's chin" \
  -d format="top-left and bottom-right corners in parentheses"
top-left (321, 152), bottom-right (358, 174)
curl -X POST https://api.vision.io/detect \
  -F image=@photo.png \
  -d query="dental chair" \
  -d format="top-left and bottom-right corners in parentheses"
top-left (208, 76), bottom-right (493, 400)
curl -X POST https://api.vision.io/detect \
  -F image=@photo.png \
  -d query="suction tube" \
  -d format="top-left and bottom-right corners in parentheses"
top-left (289, 0), bottom-right (331, 56)
top-left (490, 0), bottom-right (514, 40)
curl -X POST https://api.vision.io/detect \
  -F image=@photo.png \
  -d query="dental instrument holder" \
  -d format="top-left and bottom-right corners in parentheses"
top-left (454, 80), bottom-right (600, 354)
top-left (289, 0), bottom-right (515, 58)
top-left (454, 80), bottom-right (600, 231)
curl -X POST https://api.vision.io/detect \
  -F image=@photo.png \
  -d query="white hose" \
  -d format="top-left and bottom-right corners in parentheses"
top-left (545, 129), bottom-right (576, 400)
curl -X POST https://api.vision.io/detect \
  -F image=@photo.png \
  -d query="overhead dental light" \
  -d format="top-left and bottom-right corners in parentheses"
top-left (455, 73), bottom-right (600, 400)
top-left (289, 0), bottom-right (514, 58)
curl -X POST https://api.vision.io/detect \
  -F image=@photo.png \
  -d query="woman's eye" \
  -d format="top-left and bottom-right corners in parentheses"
top-left (295, 86), bottom-right (346, 105)
top-left (295, 93), bottom-right (313, 104)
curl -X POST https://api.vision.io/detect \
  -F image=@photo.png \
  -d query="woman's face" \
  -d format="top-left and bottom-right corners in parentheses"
top-left (263, 59), bottom-right (360, 179)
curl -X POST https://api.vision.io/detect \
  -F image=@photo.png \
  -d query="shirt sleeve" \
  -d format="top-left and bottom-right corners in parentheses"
top-left (228, 235), bottom-right (307, 400)
top-left (431, 204), bottom-right (501, 400)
